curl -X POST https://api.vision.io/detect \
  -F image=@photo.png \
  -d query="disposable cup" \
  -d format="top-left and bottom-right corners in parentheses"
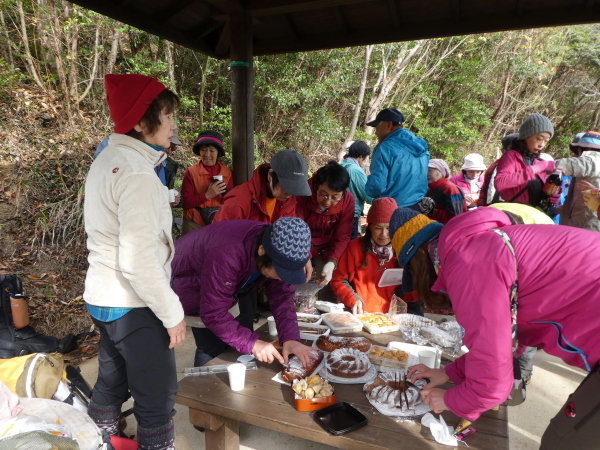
top-left (418, 350), bottom-right (437, 368)
top-left (267, 316), bottom-right (278, 336)
top-left (168, 189), bottom-right (179, 203)
top-left (227, 363), bottom-right (246, 391)
top-left (213, 175), bottom-right (224, 182)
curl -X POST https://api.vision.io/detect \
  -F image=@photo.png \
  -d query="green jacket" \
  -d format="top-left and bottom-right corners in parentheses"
top-left (340, 158), bottom-right (373, 217)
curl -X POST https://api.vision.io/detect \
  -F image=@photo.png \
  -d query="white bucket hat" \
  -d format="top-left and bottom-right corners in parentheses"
top-left (461, 153), bottom-right (486, 171)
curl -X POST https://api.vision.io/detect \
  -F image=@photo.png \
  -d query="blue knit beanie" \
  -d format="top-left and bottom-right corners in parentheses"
top-left (389, 208), bottom-right (443, 268)
top-left (262, 217), bottom-right (311, 285)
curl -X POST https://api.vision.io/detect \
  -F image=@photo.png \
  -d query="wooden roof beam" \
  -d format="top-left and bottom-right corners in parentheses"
top-left (453, 0), bottom-right (461, 21)
top-left (153, 0), bottom-right (215, 26)
top-left (247, 0), bottom-right (377, 17)
top-left (283, 13), bottom-right (301, 42)
top-left (215, 19), bottom-right (231, 57)
top-left (586, 0), bottom-right (596, 9)
top-left (387, 0), bottom-right (401, 30)
top-left (205, 0), bottom-right (243, 13)
top-left (334, 6), bottom-right (350, 35)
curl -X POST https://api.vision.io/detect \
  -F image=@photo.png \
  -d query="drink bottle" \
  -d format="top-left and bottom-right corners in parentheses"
top-left (540, 168), bottom-right (563, 212)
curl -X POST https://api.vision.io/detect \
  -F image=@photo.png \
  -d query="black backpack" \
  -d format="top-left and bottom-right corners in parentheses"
top-left (0, 274), bottom-right (59, 358)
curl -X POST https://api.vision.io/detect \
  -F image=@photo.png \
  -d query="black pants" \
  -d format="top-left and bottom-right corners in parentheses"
top-left (351, 216), bottom-right (360, 240)
top-left (191, 289), bottom-right (256, 366)
top-left (540, 365), bottom-right (600, 449)
top-left (91, 308), bottom-right (177, 429)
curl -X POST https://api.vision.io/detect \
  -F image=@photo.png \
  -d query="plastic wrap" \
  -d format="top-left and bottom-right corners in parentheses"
top-left (399, 319), bottom-right (463, 357)
top-left (294, 282), bottom-right (323, 314)
top-left (388, 294), bottom-right (408, 316)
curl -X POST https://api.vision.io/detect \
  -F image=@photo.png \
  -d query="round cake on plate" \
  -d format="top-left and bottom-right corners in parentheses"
top-left (364, 371), bottom-right (427, 412)
top-left (326, 348), bottom-right (372, 378)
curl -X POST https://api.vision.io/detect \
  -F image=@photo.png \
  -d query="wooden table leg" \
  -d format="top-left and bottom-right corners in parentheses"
top-left (189, 408), bottom-right (240, 450)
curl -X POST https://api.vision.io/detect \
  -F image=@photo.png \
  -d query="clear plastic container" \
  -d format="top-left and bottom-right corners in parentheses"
top-left (321, 312), bottom-right (363, 334)
top-left (386, 341), bottom-right (442, 369)
top-left (296, 313), bottom-right (323, 325)
top-left (367, 345), bottom-right (410, 370)
top-left (298, 322), bottom-right (330, 341)
top-left (356, 313), bottom-right (400, 334)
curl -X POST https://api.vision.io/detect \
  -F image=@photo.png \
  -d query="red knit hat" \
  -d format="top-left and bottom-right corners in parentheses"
top-left (367, 197), bottom-right (398, 224)
top-left (105, 74), bottom-right (166, 134)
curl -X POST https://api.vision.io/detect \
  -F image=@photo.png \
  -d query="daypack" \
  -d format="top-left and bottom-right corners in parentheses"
top-left (0, 274), bottom-right (61, 358)
top-left (0, 352), bottom-right (92, 410)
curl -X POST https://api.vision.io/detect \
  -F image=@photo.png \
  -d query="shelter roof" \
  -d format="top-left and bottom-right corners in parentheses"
top-left (69, 0), bottom-right (600, 58)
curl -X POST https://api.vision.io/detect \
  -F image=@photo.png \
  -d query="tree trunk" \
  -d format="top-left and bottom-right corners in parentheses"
top-left (16, 0), bottom-right (46, 91)
top-left (338, 45), bottom-right (373, 161)
top-left (0, 11), bottom-right (15, 71)
top-left (363, 40), bottom-right (427, 132)
top-left (77, 26), bottom-right (100, 104)
top-left (198, 55), bottom-right (210, 130)
top-left (105, 26), bottom-right (120, 75)
top-left (165, 40), bottom-right (176, 93)
top-left (49, 0), bottom-right (73, 122)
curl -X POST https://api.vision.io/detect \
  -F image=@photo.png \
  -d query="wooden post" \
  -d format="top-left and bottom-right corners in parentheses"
top-left (230, 12), bottom-right (254, 184)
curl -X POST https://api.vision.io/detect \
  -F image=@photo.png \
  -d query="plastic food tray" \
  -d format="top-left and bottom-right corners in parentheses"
top-left (356, 313), bottom-right (400, 334)
top-left (298, 322), bottom-right (330, 341)
top-left (392, 314), bottom-right (436, 328)
top-left (366, 345), bottom-right (410, 370)
top-left (321, 312), bottom-right (363, 334)
top-left (313, 402), bottom-right (368, 436)
top-left (387, 341), bottom-right (442, 369)
top-left (296, 313), bottom-right (323, 325)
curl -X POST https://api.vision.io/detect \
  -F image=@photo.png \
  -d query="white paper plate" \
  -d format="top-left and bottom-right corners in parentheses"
top-left (319, 364), bottom-right (377, 384)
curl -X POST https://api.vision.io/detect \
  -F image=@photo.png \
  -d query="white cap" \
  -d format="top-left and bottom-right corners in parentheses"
top-left (461, 153), bottom-right (486, 171)
top-left (346, 140), bottom-right (355, 150)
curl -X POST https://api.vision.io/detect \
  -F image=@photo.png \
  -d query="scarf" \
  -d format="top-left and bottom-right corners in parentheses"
top-left (344, 157), bottom-right (362, 168)
top-left (370, 238), bottom-right (393, 265)
top-left (464, 175), bottom-right (481, 193)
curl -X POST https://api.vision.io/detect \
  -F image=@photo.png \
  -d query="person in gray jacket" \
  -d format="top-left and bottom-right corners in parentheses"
top-left (556, 131), bottom-right (600, 232)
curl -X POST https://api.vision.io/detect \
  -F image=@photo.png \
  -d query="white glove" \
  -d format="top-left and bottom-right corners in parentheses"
top-left (321, 262), bottom-right (336, 284)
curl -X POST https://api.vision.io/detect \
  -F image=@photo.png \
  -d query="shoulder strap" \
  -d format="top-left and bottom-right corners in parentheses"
top-left (508, 185), bottom-right (528, 203)
top-left (491, 228), bottom-right (519, 354)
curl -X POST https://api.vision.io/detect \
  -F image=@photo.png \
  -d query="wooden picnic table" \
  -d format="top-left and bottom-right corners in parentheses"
top-left (176, 324), bottom-right (509, 450)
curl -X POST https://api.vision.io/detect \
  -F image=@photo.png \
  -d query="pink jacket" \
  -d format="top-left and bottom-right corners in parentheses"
top-left (449, 173), bottom-right (484, 196)
top-left (433, 207), bottom-right (600, 421)
top-left (494, 150), bottom-right (549, 204)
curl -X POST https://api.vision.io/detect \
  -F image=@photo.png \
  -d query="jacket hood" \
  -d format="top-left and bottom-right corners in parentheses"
top-left (109, 133), bottom-right (167, 168)
top-left (438, 207), bottom-right (512, 263)
top-left (381, 127), bottom-right (429, 157)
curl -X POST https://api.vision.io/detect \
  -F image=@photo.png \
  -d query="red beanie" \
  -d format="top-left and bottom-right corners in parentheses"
top-left (105, 74), bottom-right (166, 134)
top-left (367, 197), bottom-right (398, 224)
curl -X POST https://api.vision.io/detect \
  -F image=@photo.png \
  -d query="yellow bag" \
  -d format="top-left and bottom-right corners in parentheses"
top-left (0, 353), bottom-right (65, 399)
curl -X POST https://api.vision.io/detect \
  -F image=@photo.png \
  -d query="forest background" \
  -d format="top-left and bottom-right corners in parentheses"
top-left (0, 0), bottom-right (600, 355)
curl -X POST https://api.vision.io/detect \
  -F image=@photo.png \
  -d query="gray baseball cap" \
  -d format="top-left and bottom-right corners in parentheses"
top-left (270, 150), bottom-right (311, 196)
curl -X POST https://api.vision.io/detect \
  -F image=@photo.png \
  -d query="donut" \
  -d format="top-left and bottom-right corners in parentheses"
top-left (325, 348), bottom-right (371, 378)
top-left (316, 335), bottom-right (371, 353)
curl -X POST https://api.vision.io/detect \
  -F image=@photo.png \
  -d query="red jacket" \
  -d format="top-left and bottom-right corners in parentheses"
top-left (295, 176), bottom-right (355, 262)
top-left (330, 237), bottom-right (398, 313)
top-left (213, 163), bottom-right (298, 224)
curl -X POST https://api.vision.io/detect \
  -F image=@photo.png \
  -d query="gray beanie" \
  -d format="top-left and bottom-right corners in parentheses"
top-left (518, 113), bottom-right (554, 140)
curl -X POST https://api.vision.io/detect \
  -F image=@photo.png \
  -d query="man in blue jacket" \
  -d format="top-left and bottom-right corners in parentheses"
top-left (365, 108), bottom-right (430, 209)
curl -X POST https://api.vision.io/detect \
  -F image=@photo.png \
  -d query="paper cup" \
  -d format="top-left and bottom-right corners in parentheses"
top-left (168, 189), bottom-right (178, 203)
top-left (418, 350), bottom-right (437, 368)
top-left (213, 175), bottom-right (224, 182)
top-left (267, 316), bottom-right (278, 336)
top-left (227, 363), bottom-right (246, 391)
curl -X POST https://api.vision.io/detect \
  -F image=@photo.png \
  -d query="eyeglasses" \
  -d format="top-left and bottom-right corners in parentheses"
top-left (317, 191), bottom-right (344, 203)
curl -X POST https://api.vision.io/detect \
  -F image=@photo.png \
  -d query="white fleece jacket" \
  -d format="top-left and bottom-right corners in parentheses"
top-left (83, 134), bottom-right (184, 329)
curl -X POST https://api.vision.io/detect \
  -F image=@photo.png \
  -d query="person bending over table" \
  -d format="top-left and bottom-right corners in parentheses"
top-left (388, 207), bottom-right (600, 449)
top-left (171, 217), bottom-right (318, 368)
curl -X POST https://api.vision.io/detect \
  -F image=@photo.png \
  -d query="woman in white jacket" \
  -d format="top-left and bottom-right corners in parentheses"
top-left (84, 73), bottom-right (186, 450)
top-left (556, 131), bottom-right (600, 232)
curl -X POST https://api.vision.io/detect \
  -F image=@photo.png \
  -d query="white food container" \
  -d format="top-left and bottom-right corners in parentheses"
top-left (386, 341), bottom-right (442, 369)
top-left (296, 313), bottom-right (323, 325)
top-left (298, 322), bottom-right (330, 341)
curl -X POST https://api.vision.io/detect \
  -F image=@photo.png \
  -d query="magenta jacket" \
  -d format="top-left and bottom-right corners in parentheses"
top-left (171, 220), bottom-right (300, 354)
top-left (449, 173), bottom-right (484, 196)
top-left (433, 207), bottom-right (600, 421)
top-left (494, 150), bottom-right (548, 204)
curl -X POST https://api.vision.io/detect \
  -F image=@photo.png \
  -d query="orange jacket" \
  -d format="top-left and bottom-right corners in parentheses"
top-left (212, 163), bottom-right (298, 224)
top-left (330, 237), bottom-right (398, 313)
top-left (182, 161), bottom-right (233, 226)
